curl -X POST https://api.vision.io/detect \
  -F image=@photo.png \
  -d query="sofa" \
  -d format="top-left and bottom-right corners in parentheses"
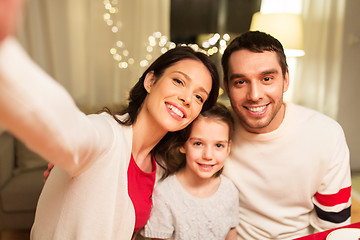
top-left (0, 130), bottom-right (48, 230)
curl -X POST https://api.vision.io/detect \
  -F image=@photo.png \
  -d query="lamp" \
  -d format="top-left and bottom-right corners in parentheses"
top-left (250, 12), bottom-right (305, 57)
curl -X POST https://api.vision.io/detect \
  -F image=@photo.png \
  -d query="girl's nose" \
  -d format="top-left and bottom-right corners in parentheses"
top-left (202, 146), bottom-right (213, 160)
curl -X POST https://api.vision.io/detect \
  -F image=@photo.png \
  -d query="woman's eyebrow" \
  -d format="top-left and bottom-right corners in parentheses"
top-left (173, 71), bottom-right (210, 96)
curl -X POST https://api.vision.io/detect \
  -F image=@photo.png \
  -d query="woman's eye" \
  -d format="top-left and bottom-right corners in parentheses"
top-left (195, 94), bottom-right (204, 103)
top-left (216, 143), bottom-right (224, 148)
top-left (173, 78), bottom-right (183, 85)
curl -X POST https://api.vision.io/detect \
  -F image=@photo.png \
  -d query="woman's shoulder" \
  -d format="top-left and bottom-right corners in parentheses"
top-left (87, 112), bottom-right (131, 132)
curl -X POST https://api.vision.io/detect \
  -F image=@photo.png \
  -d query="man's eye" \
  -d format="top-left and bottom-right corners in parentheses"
top-left (216, 143), bottom-right (224, 148)
top-left (234, 80), bottom-right (245, 85)
top-left (263, 77), bottom-right (271, 81)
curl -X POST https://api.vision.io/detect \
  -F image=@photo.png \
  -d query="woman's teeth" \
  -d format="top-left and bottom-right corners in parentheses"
top-left (168, 105), bottom-right (184, 118)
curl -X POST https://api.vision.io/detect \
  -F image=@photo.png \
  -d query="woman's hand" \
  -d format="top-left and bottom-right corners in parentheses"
top-left (44, 163), bottom-right (54, 183)
top-left (0, 0), bottom-right (26, 41)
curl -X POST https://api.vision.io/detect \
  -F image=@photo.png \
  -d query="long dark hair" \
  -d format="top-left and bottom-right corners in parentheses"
top-left (159, 102), bottom-right (234, 179)
top-left (113, 46), bottom-right (219, 126)
top-left (104, 46), bottom-right (220, 173)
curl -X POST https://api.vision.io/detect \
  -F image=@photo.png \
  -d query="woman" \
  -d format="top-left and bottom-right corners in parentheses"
top-left (0, 36), bottom-right (219, 239)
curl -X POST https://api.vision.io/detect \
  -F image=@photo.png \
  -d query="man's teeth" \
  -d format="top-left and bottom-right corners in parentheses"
top-left (248, 106), bottom-right (266, 112)
top-left (168, 105), bottom-right (184, 118)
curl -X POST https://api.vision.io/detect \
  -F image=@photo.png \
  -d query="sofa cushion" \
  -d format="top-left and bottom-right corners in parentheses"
top-left (1, 169), bottom-right (45, 212)
top-left (13, 140), bottom-right (47, 175)
top-left (0, 132), bottom-right (15, 185)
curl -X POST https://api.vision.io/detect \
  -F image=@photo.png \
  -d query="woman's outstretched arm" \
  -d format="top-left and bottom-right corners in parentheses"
top-left (0, 37), bottom-right (110, 176)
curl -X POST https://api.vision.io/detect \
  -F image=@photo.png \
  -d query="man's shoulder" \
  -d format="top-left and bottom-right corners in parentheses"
top-left (288, 102), bottom-right (339, 124)
top-left (288, 102), bottom-right (344, 134)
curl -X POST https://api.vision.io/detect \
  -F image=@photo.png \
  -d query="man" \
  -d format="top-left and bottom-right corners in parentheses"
top-left (222, 31), bottom-right (351, 239)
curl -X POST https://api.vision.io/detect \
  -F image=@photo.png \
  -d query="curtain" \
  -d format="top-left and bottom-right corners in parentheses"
top-left (16, 0), bottom-right (170, 108)
top-left (292, 0), bottom-right (345, 119)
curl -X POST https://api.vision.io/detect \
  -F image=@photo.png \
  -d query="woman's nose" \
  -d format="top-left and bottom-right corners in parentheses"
top-left (179, 90), bottom-right (192, 105)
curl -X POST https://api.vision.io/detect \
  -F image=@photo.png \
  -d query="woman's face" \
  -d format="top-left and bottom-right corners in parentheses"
top-left (143, 59), bottom-right (213, 132)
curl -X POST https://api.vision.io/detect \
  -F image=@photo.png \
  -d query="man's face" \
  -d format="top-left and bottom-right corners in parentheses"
top-left (224, 49), bottom-right (289, 134)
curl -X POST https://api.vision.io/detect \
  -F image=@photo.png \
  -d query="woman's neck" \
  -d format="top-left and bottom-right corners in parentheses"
top-left (176, 168), bottom-right (221, 198)
top-left (131, 110), bottom-right (167, 172)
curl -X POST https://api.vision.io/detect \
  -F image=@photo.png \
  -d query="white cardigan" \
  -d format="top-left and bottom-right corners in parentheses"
top-left (0, 37), bottom-right (136, 239)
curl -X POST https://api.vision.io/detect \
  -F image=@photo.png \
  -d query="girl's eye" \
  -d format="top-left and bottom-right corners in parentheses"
top-left (194, 142), bottom-right (202, 146)
top-left (216, 143), bottom-right (224, 148)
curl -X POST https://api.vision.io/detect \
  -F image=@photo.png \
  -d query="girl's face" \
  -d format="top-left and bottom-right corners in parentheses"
top-left (180, 117), bottom-right (231, 179)
top-left (143, 59), bottom-right (213, 132)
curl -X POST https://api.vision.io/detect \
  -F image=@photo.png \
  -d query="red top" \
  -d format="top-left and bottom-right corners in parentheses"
top-left (127, 153), bottom-right (157, 233)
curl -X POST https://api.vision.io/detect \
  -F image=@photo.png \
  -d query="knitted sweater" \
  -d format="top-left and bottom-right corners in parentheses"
top-left (223, 102), bottom-right (351, 240)
top-left (0, 37), bottom-right (135, 239)
top-left (142, 174), bottom-right (239, 239)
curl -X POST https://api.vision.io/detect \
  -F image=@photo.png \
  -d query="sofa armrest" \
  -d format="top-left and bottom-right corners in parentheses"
top-left (0, 131), bottom-right (15, 186)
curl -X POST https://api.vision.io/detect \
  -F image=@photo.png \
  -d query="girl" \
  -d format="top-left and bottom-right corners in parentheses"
top-left (0, 36), bottom-right (219, 239)
top-left (141, 103), bottom-right (239, 240)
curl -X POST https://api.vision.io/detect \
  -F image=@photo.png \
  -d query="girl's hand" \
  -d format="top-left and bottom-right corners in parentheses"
top-left (43, 163), bottom-right (54, 183)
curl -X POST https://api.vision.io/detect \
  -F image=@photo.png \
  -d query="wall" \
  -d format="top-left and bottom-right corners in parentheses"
top-left (338, 0), bottom-right (360, 170)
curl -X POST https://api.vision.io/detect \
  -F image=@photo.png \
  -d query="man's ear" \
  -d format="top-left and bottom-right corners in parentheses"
top-left (144, 71), bottom-right (156, 93)
top-left (283, 70), bottom-right (290, 93)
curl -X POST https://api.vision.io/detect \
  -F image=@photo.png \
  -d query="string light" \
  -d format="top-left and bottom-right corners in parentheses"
top-left (103, 1), bottom-right (232, 69)
top-left (199, 33), bottom-right (231, 55)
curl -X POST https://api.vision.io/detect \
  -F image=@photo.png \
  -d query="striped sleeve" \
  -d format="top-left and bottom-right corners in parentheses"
top-left (310, 125), bottom-right (351, 232)
top-left (313, 186), bottom-right (351, 224)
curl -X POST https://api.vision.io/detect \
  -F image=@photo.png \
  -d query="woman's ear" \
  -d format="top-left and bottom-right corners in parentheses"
top-left (179, 146), bottom-right (186, 154)
top-left (144, 71), bottom-right (156, 93)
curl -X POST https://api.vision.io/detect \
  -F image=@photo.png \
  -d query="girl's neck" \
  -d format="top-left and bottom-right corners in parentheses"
top-left (176, 168), bottom-right (221, 198)
top-left (131, 110), bottom-right (168, 172)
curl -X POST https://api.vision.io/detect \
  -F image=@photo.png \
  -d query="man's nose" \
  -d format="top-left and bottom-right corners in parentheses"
top-left (247, 82), bottom-right (263, 101)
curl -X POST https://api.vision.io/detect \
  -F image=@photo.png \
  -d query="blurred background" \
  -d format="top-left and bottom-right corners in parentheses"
top-left (13, 0), bottom-right (360, 170)
top-left (1, 0), bottom-right (360, 238)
